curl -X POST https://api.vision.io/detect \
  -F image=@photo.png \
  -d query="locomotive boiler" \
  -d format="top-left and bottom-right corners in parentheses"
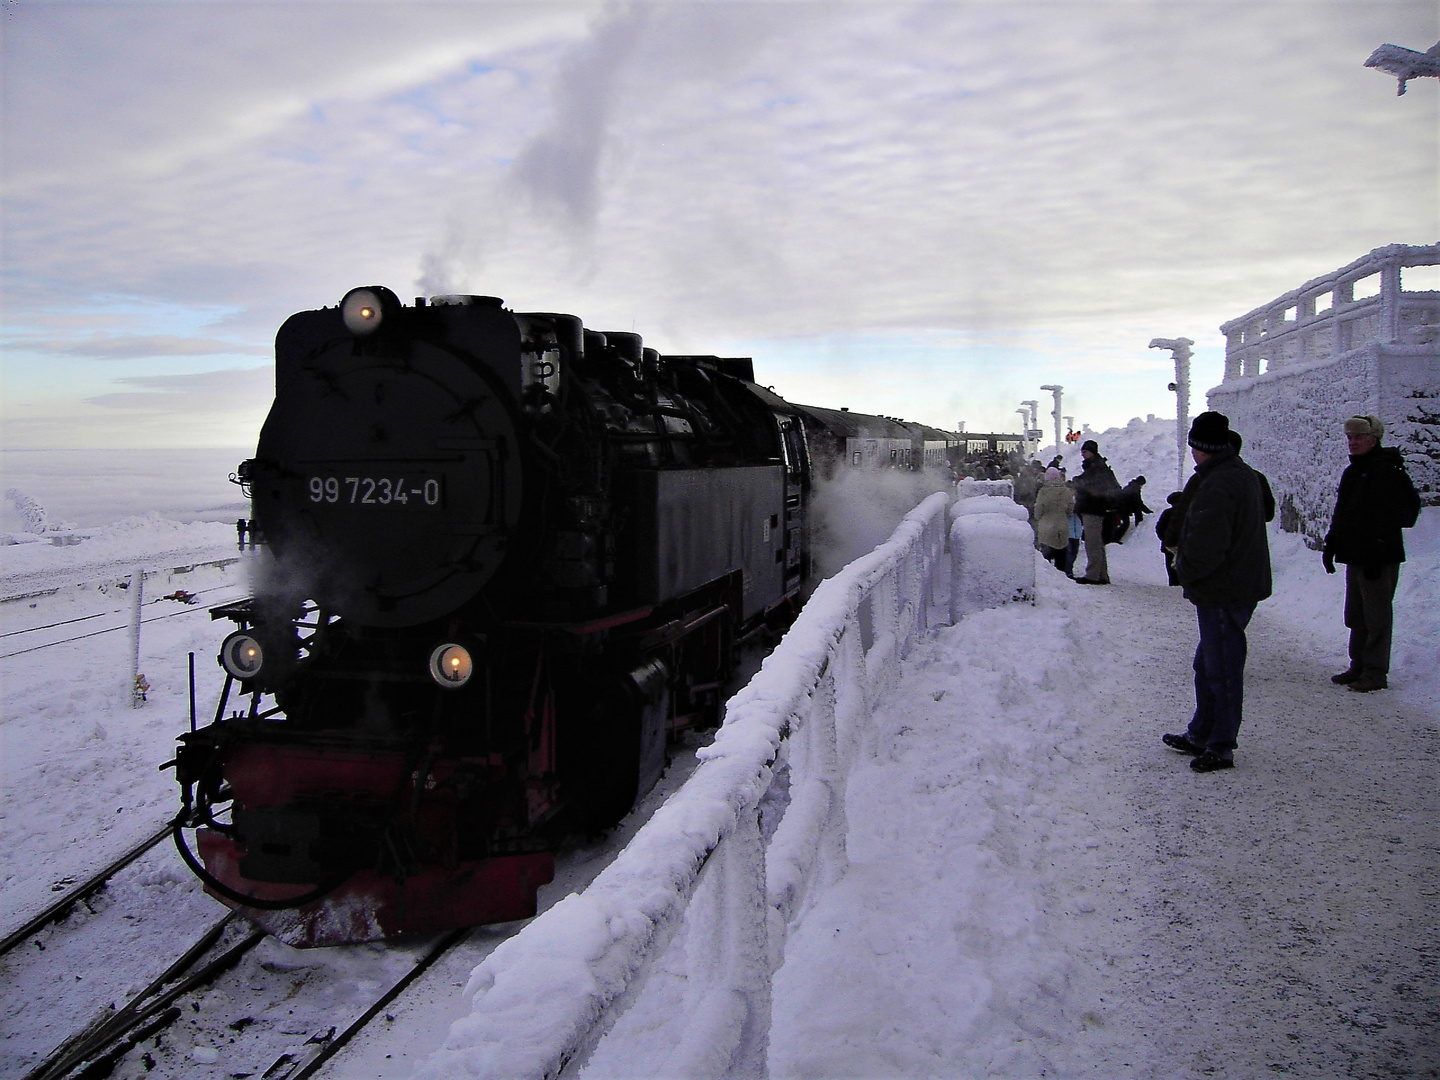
top-left (170, 287), bottom-right (812, 946)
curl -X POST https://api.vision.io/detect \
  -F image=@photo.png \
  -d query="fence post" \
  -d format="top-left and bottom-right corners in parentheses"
top-left (665, 803), bottom-right (770, 1078)
top-left (127, 565), bottom-right (145, 708)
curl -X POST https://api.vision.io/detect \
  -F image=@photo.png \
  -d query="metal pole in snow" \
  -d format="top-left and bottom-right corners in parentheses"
top-left (127, 565), bottom-right (144, 708)
top-left (1041, 385), bottom-right (1064, 457)
top-left (1149, 338), bottom-right (1194, 494)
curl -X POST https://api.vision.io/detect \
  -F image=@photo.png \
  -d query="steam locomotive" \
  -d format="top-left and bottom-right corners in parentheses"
top-left (170, 287), bottom-right (817, 946)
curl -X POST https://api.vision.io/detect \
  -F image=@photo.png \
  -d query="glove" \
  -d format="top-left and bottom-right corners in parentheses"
top-left (1322, 549), bottom-right (1335, 575)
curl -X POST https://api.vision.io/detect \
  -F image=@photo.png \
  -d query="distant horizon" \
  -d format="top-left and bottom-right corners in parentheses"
top-left (0, 411), bottom-right (1180, 454)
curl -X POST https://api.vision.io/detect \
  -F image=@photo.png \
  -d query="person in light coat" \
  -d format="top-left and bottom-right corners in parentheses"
top-left (1032, 467), bottom-right (1075, 573)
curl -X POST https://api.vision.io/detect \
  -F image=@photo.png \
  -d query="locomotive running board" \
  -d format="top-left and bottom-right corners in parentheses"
top-left (196, 830), bottom-right (554, 948)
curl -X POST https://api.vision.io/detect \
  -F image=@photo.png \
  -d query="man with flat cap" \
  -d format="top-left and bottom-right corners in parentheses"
top-left (1163, 411), bottom-right (1271, 773)
top-left (1322, 414), bottom-right (1421, 693)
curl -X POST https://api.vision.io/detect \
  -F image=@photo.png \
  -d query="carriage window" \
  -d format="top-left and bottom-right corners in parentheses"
top-left (783, 424), bottom-right (806, 477)
top-left (776, 417), bottom-right (807, 477)
top-left (852, 451), bottom-right (862, 466)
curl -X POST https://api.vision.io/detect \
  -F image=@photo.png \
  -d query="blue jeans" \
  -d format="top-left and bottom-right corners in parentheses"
top-left (1186, 604), bottom-right (1255, 758)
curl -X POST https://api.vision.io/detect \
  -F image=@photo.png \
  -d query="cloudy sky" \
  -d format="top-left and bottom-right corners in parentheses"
top-left (1, 0), bottom-right (1435, 449)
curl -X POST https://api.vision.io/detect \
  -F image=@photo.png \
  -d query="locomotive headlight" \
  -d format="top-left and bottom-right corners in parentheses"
top-left (428, 643), bottom-right (474, 689)
top-left (220, 632), bottom-right (265, 680)
top-left (341, 287), bottom-right (385, 335)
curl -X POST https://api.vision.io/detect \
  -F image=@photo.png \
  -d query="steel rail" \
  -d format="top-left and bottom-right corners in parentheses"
top-left (0, 821), bottom-right (176, 959)
top-left (0, 593), bottom-right (246, 660)
top-left (22, 912), bottom-right (239, 1080)
top-left (0, 583), bottom-right (243, 640)
top-left (282, 926), bottom-right (472, 1080)
top-left (28, 923), bottom-right (265, 1080)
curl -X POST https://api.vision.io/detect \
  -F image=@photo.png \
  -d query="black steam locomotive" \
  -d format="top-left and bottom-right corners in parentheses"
top-left (170, 287), bottom-right (815, 945)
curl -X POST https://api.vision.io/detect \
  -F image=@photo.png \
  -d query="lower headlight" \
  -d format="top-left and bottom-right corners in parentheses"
top-left (429, 643), bottom-right (474, 688)
top-left (220, 632), bottom-right (265, 680)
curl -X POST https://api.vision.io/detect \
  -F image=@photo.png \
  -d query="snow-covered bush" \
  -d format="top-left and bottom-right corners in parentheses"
top-left (5, 489), bottom-right (47, 535)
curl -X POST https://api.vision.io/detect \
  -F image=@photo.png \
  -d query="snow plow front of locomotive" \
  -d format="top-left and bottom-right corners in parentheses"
top-left (174, 287), bottom-right (553, 947)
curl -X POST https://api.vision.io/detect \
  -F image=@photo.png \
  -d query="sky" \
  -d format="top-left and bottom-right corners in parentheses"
top-left (1, 0), bottom-right (1436, 449)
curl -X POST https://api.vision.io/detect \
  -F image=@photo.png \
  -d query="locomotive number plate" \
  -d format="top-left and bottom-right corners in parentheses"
top-left (307, 474), bottom-right (444, 507)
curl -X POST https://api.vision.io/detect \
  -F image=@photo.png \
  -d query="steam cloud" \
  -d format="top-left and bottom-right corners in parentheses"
top-left (807, 469), bottom-right (951, 584)
top-left (508, 5), bottom-right (649, 229)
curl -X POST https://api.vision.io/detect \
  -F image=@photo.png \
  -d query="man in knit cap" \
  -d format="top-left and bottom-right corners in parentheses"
top-left (1072, 439), bottom-right (1121, 584)
top-left (1163, 411), bottom-right (1272, 773)
top-left (1322, 415), bottom-right (1421, 693)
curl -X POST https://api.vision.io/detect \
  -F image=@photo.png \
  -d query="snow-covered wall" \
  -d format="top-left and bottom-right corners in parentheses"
top-left (1208, 244), bottom-right (1440, 543)
top-left (1210, 345), bottom-right (1439, 542)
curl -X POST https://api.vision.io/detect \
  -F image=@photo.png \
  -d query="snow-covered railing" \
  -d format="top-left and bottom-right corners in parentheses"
top-left (418, 491), bottom-right (952, 1080)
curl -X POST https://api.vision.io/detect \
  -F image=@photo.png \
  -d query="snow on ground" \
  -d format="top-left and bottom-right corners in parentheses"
top-left (0, 543), bottom-right (247, 928)
top-left (1, 445), bottom-right (1435, 1079)
top-left (768, 528), bottom-right (1439, 1079)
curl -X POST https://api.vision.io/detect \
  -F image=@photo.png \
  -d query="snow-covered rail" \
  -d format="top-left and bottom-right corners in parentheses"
top-left (418, 491), bottom-right (953, 1080)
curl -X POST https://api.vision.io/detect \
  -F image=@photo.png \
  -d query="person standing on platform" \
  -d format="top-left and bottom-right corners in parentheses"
top-left (1163, 411), bottom-right (1272, 773)
top-left (1033, 467), bottom-right (1075, 572)
top-left (1322, 415), bottom-right (1421, 693)
top-left (1072, 439), bottom-right (1120, 584)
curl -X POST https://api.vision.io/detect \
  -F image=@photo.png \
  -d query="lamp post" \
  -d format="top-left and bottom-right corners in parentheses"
top-left (1039, 385), bottom-right (1063, 457)
top-left (1149, 337), bottom-right (1193, 492)
top-left (1015, 408), bottom-right (1031, 456)
top-left (1020, 400), bottom-right (1039, 458)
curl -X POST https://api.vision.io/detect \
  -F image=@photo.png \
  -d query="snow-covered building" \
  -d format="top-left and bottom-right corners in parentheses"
top-left (1208, 243), bottom-right (1440, 542)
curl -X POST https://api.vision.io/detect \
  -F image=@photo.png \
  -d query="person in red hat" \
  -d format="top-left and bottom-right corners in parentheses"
top-left (1322, 415), bottom-right (1421, 693)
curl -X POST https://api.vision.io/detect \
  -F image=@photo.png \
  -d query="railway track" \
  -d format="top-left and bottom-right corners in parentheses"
top-left (0, 822), bottom-right (177, 960)
top-left (24, 915), bottom-right (467, 1080)
top-left (0, 586), bottom-right (246, 660)
top-left (3, 821), bottom-right (471, 1080)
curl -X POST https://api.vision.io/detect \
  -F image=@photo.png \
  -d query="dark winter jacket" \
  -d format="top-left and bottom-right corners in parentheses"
top-left (1161, 473), bottom-right (1200, 552)
top-left (1072, 454), bottom-right (1122, 515)
top-left (1174, 448), bottom-right (1272, 608)
top-left (1117, 478), bottom-right (1153, 518)
top-left (1256, 469), bottom-right (1276, 523)
top-left (1323, 445), bottom-right (1421, 567)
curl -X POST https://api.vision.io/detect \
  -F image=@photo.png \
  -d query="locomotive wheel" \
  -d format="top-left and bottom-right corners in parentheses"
top-left (559, 675), bottom-right (641, 833)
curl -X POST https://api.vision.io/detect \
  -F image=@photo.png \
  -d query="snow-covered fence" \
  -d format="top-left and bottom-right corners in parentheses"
top-left (126, 565), bottom-right (145, 707)
top-left (949, 503), bottom-right (1036, 621)
top-left (418, 492), bottom-right (952, 1080)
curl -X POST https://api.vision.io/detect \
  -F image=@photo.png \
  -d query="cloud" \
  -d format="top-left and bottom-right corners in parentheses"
top-left (509, 5), bottom-right (649, 229)
top-left (8, 332), bottom-right (268, 361)
top-left (2, 2), bottom-right (1435, 444)
top-left (82, 366), bottom-right (274, 412)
